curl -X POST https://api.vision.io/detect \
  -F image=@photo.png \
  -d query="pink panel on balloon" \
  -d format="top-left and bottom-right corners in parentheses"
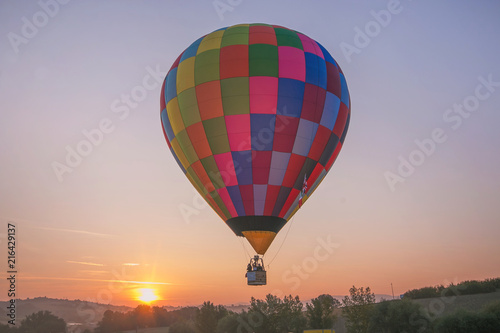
top-left (217, 187), bottom-right (238, 217)
top-left (249, 76), bottom-right (278, 114)
top-left (225, 114), bottom-right (251, 151)
top-left (297, 33), bottom-right (324, 59)
top-left (278, 46), bottom-right (306, 81)
top-left (213, 152), bottom-right (238, 187)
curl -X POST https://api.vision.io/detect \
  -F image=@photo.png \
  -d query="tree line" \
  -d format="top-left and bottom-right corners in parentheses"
top-left (93, 286), bottom-right (500, 333)
top-left (0, 311), bottom-right (68, 333)
top-left (1, 278), bottom-right (499, 333)
top-left (403, 277), bottom-right (500, 299)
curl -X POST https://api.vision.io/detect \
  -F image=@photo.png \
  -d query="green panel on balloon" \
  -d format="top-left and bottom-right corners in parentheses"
top-left (210, 190), bottom-right (231, 219)
top-left (194, 49), bottom-right (220, 85)
top-left (186, 166), bottom-right (204, 193)
top-left (249, 44), bottom-right (279, 77)
top-left (177, 88), bottom-right (201, 127)
top-left (275, 28), bottom-right (303, 49)
top-left (160, 23), bottom-right (351, 258)
top-left (221, 78), bottom-right (250, 115)
top-left (221, 26), bottom-right (249, 46)
top-left (176, 130), bottom-right (199, 165)
top-left (203, 117), bottom-right (230, 154)
top-left (201, 156), bottom-right (224, 189)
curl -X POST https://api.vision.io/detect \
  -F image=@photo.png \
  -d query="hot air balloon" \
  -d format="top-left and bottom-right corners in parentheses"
top-left (160, 23), bottom-right (350, 285)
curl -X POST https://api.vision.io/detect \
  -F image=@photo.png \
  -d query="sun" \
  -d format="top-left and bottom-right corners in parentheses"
top-left (136, 288), bottom-right (159, 304)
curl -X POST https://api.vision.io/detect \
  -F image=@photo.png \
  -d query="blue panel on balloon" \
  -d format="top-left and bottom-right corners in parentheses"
top-left (232, 151), bottom-right (253, 185)
top-left (166, 68), bottom-right (178, 103)
top-left (180, 37), bottom-right (203, 62)
top-left (251, 114), bottom-right (275, 151)
top-left (226, 185), bottom-right (245, 216)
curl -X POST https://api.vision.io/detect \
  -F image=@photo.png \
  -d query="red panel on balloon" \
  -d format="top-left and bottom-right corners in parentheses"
top-left (263, 185), bottom-right (281, 215)
top-left (220, 45), bottom-right (249, 79)
top-left (214, 152), bottom-right (238, 187)
top-left (196, 81), bottom-right (224, 120)
top-left (186, 122), bottom-right (212, 159)
top-left (252, 151), bottom-right (272, 184)
top-left (273, 115), bottom-right (299, 153)
top-left (249, 25), bottom-right (277, 45)
top-left (281, 154), bottom-right (306, 187)
top-left (332, 102), bottom-right (349, 138)
top-left (217, 187), bottom-right (238, 217)
top-left (239, 184), bottom-right (255, 215)
top-left (279, 188), bottom-right (300, 217)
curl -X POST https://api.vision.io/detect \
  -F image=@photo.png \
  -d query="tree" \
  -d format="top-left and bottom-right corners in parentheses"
top-left (132, 304), bottom-right (155, 328)
top-left (195, 301), bottom-right (228, 333)
top-left (342, 286), bottom-right (376, 333)
top-left (369, 299), bottom-right (432, 333)
top-left (95, 309), bottom-right (131, 332)
top-left (0, 323), bottom-right (18, 332)
top-left (169, 320), bottom-right (197, 333)
top-left (433, 309), bottom-right (500, 332)
top-left (216, 310), bottom-right (264, 333)
top-left (216, 313), bottom-right (241, 333)
top-left (248, 294), bottom-right (306, 333)
top-left (306, 294), bottom-right (341, 329)
top-left (279, 295), bottom-right (307, 332)
top-left (19, 311), bottom-right (66, 333)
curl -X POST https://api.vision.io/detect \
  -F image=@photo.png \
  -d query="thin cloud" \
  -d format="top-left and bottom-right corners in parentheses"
top-left (67, 260), bottom-right (105, 267)
top-left (122, 263), bottom-right (140, 266)
top-left (0, 217), bottom-right (115, 238)
top-left (78, 270), bottom-right (108, 275)
top-left (35, 226), bottom-right (115, 238)
top-left (22, 276), bottom-right (173, 285)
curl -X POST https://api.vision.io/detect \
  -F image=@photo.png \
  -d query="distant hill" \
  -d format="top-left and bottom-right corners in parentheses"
top-left (0, 297), bottom-right (131, 329)
top-left (0, 294), bottom-right (395, 325)
top-left (2, 292), bottom-right (498, 332)
top-left (223, 294), bottom-right (393, 313)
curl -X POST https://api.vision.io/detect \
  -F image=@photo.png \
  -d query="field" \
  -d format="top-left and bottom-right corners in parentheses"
top-left (121, 328), bottom-right (169, 333)
top-left (330, 291), bottom-right (500, 333)
top-left (117, 291), bottom-right (500, 333)
top-left (413, 290), bottom-right (500, 317)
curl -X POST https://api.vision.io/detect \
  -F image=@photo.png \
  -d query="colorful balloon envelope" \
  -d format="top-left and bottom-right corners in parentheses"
top-left (161, 24), bottom-right (350, 255)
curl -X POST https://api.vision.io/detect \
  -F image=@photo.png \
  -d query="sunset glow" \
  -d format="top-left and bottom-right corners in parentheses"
top-left (1, 0), bottom-right (499, 312)
top-left (136, 288), bottom-right (159, 304)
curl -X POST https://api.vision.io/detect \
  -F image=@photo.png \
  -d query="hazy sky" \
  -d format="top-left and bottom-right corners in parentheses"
top-left (1, 0), bottom-right (500, 308)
